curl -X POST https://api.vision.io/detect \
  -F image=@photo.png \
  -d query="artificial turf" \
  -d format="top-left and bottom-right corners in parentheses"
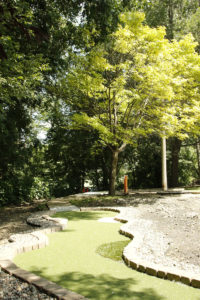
top-left (14, 211), bottom-right (200, 300)
top-left (96, 240), bottom-right (130, 261)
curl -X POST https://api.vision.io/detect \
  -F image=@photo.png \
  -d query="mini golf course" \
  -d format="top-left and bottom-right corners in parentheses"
top-left (14, 211), bottom-right (200, 300)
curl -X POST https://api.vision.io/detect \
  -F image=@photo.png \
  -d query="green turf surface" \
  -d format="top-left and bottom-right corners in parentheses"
top-left (14, 211), bottom-right (200, 300)
top-left (96, 240), bottom-right (130, 261)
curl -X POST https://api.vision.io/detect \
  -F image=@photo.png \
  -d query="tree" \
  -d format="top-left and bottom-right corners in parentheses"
top-left (143, 0), bottom-right (200, 40)
top-left (142, 0), bottom-right (200, 188)
top-left (121, 136), bottom-right (162, 189)
top-left (0, 0), bottom-right (134, 204)
top-left (65, 12), bottom-right (185, 195)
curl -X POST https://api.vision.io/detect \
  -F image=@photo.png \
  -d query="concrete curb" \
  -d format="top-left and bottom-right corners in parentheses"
top-left (0, 205), bottom-right (87, 300)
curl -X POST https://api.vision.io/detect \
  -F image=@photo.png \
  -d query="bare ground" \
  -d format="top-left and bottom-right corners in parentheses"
top-left (0, 205), bottom-right (35, 244)
top-left (128, 193), bottom-right (200, 268)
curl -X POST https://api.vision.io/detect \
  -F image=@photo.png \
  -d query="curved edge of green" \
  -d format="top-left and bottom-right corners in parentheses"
top-left (96, 240), bottom-right (130, 261)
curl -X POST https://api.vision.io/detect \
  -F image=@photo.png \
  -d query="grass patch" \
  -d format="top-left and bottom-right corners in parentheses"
top-left (185, 186), bottom-right (200, 190)
top-left (14, 211), bottom-right (200, 300)
top-left (69, 196), bottom-right (116, 207)
top-left (69, 195), bottom-right (128, 207)
top-left (96, 240), bottom-right (129, 261)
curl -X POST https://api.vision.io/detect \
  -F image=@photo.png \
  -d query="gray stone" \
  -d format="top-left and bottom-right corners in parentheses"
top-left (49, 205), bottom-right (80, 212)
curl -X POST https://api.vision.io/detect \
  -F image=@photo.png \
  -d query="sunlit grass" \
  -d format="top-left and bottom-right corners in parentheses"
top-left (96, 240), bottom-right (129, 261)
top-left (14, 211), bottom-right (200, 300)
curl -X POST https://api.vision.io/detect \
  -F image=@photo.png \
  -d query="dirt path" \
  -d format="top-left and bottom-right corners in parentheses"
top-left (0, 206), bottom-right (36, 243)
top-left (125, 193), bottom-right (200, 274)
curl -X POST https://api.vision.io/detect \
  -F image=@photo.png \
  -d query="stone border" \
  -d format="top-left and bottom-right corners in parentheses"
top-left (101, 207), bottom-right (200, 289)
top-left (0, 205), bottom-right (87, 300)
top-left (1, 204), bottom-right (199, 299)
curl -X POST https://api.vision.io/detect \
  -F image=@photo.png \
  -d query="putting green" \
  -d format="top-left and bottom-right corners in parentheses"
top-left (14, 211), bottom-right (200, 300)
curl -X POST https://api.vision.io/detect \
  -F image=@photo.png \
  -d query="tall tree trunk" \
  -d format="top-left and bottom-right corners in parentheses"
top-left (196, 140), bottom-right (200, 177)
top-left (102, 151), bottom-right (110, 190)
top-left (109, 150), bottom-right (119, 195)
top-left (95, 168), bottom-right (100, 191)
top-left (168, 0), bottom-right (174, 40)
top-left (170, 137), bottom-right (181, 187)
top-left (162, 136), bottom-right (168, 191)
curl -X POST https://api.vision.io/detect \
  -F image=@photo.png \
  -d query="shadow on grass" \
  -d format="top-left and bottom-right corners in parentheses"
top-left (53, 211), bottom-right (108, 221)
top-left (31, 267), bottom-right (165, 300)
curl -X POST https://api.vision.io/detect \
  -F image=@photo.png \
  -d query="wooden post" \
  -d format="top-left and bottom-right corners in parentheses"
top-left (124, 175), bottom-right (128, 194)
top-left (162, 136), bottom-right (168, 191)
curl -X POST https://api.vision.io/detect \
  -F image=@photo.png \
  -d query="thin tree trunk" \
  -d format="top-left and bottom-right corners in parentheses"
top-left (162, 136), bottom-right (168, 191)
top-left (168, 0), bottom-right (174, 40)
top-left (109, 150), bottom-right (119, 195)
top-left (196, 141), bottom-right (200, 177)
top-left (170, 137), bottom-right (181, 187)
top-left (102, 150), bottom-right (110, 190)
top-left (95, 169), bottom-right (100, 191)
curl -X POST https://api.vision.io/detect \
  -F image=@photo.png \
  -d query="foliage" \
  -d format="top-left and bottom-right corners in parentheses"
top-left (178, 144), bottom-right (198, 185)
top-left (33, 202), bottom-right (49, 211)
top-left (143, 0), bottom-right (200, 40)
top-left (2, 1), bottom-right (200, 202)
top-left (185, 7), bottom-right (200, 52)
top-left (65, 12), bottom-right (200, 194)
top-left (0, 0), bottom-right (133, 205)
top-left (123, 136), bottom-right (162, 189)
top-left (30, 177), bottom-right (50, 200)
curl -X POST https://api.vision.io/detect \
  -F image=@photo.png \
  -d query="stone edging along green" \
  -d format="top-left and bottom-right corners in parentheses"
top-left (0, 205), bottom-right (87, 300)
top-left (0, 205), bottom-right (199, 300)
top-left (101, 207), bottom-right (200, 289)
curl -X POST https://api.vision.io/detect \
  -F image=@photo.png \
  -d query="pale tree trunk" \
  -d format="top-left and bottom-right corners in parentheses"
top-left (196, 141), bottom-right (200, 177)
top-left (162, 137), bottom-right (168, 191)
top-left (109, 150), bottom-right (119, 195)
top-left (170, 137), bottom-right (181, 187)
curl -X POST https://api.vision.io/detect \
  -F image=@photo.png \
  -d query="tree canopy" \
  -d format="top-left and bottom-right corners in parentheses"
top-left (64, 12), bottom-right (200, 194)
top-left (1, 1), bottom-right (200, 203)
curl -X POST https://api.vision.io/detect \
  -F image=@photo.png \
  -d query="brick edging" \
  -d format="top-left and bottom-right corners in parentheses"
top-left (88, 207), bottom-right (200, 289)
top-left (0, 259), bottom-right (85, 300)
top-left (1, 205), bottom-right (199, 298)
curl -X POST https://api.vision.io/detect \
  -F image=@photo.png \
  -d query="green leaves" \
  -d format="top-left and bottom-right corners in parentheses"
top-left (67, 11), bottom-right (200, 149)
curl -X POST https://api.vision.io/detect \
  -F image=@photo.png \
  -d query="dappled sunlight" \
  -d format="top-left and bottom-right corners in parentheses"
top-left (52, 211), bottom-right (109, 221)
top-left (14, 211), bottom-right (200, 300)
top-left (29, 267), bottom-right (165, 300)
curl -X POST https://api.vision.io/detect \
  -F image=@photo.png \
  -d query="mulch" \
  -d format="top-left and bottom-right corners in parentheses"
top-left (0, 204), bottom-right (57, 299)
top-left (0, 270), bottom-right (56, 300)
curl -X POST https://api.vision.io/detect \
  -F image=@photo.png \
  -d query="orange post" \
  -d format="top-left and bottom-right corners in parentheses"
top-left (124, 175), bottom-right (128, 194)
